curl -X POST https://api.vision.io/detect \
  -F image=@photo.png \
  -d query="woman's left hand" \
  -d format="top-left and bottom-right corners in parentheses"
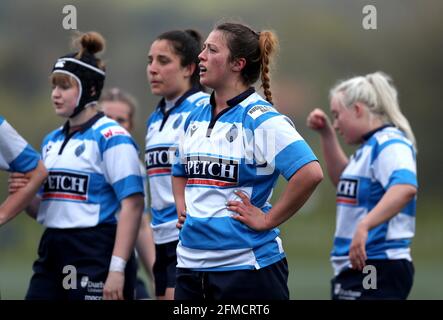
top-left (349, 221), bottom-right (369, 271)
top-left (227, 190), bottom-right (269, 231)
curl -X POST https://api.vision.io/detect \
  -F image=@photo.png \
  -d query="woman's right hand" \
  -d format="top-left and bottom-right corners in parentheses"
top-left (306, 108), bottom-right (332, 134)
top-left (8, 172), bottom-right (29, 194)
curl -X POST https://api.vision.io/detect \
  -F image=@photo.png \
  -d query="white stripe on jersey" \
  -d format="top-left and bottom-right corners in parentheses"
top-left (386, 212), bottom-right (415, 240)
top-left (186, 186), bottom-right (253, 219)
top-left (0, 119), bottom-right (35, 171)
top-left (334, 206), bottom-right (367, 239)
top-left (176, 241), bottom-right (258, 269)
top-left (38, 200), bottom-right (100, 228)
top-left (103, 143), bottom-right (142, 185)
top-left (373, 143), bottom-right (416, 188)
top-left (150, 220), bottom-right (179, 245)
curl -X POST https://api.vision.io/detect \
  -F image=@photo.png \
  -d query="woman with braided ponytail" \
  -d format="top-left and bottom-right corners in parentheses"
top-left (307, 72), bottom-right (417, 299)
top-left (171, 21), bottom-right (323, 299)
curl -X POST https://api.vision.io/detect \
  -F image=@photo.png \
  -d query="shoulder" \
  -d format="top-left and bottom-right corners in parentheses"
top-left (370, 127), bottom-right (415, 161)
top-left (186, 91), bottom-right (210, 106)
top-left (93, 116), bottom-right (132, 142)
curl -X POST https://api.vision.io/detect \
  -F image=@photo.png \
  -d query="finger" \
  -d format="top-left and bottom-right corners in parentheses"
top-left (230, 214), bottom-right (246, 223)
top-left (234, 190), bottom-right (251, 206)
top-left (9, 172), bottom-right (26, 178)
top-left (227, 204), bottom-right (246, 215)
top-left (226, 200), bottom-right (242, 206)
top-left (117, 288), bottom-right (124, 300)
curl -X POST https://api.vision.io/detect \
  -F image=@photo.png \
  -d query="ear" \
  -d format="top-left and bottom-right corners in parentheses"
top-left (183, 63), bottom-right (196, 78)
top-left (231, 57), bottom-right (246, 72)
top-left (353, 102), bottom-right (366, 118)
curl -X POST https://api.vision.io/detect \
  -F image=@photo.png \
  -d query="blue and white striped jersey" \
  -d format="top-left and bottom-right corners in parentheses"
top-left (172, 88), bottom-right (318, 271)
top-left (37, 113), bottom-right (144, 229)
top-left (0, 116), bottom-right (40, 172)
top-left (331, 125), bottom-right (418, 275)
top-left (145, 89), bottom-right (209, 244)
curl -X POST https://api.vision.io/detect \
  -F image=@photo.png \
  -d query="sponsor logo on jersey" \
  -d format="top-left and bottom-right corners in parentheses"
top-left (100, 126), bottom-right (130, 140)
top-left (145, 146), bottom-right (176, 176)
top-left (336, 178), bottom-right (358, 205)
top-left (247, 105), bottom-right (274, 119)
top-left (42, 171), bottom-right (89, 201)
top-left (185, 156), bottom-right (239, 187)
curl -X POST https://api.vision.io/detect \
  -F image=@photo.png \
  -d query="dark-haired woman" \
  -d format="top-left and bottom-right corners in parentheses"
top-left (172, 22), bottom-right (323, 300)
top-left (145, 29), bottom-right (209, 299)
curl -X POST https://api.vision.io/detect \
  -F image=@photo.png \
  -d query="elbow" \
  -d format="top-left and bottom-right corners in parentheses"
top-left (310, 161), bottom-right (324, 187)
top-left (404, 185), bottom-right (418, 202)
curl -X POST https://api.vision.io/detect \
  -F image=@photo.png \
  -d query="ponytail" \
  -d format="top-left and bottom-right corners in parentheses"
top-left (259, 31), bottom-right (278, 104)
top-left (366, 72), bottom-right (416, 148)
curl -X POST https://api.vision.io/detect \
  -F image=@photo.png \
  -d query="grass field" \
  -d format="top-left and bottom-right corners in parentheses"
top-left (1, 185), bottom-right (442, 300)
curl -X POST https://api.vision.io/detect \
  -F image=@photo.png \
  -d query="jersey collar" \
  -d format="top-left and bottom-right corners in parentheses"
top-left (62, 112), bottom-right (105, 135)
top-left (362, 123), bottom-right (395, 141)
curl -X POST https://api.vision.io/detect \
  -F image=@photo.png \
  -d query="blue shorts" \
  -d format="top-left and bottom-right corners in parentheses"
top-left (331, 259), bottom-right (414, 300)
top-left (25, 224), bottom-right (137, 300)
top-left (175, 258), bottom-right (289, 300)
top-left (153, 240), bottom-right (178, 296)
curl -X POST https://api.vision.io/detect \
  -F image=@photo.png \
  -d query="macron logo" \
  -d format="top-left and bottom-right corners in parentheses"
top-left (100, 126), bottom-right (130, 140)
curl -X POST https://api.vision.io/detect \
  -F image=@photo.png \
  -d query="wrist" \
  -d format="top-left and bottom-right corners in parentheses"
top-left (109, 255), bottom-right (127, 273)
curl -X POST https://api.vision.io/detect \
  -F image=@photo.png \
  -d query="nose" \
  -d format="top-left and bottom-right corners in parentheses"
top-left (51, 86), bottom-right (61, 98)
top-left (198, 49), bottom-right (206, 62)
top-left (332, 119), bottom-right (339, 131)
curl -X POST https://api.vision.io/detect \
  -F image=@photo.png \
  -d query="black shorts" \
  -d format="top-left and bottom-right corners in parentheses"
top-left (25, 224), bottom-right (137, 300)
top-left (175, 258), bottom-right (289, 300)
top-left (331, 259), bottom-right (414, 300)
top-left (153, 240), bottom-right (178, 296)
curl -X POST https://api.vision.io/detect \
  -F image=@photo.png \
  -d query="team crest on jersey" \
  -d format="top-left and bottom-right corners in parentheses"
top-left (173, 115), bottom-right (183, 129)
top-left (336, 178), bottom-right (359, 205)
top-left (42, 171), bottom-right (89, 201)
top-left (226, 124), bottom-right (238, 142)
top-left (185, 156), bottom-right (239, 188)
top-left (75, 143), bottom-right (86, 157)
top-left (189, 123), bottom-right (198, 137)
top-left (100, 126), bottom-right (130, 140)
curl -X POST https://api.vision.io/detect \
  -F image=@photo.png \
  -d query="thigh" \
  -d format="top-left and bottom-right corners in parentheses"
top-left (153, 240), bottom-right (178, 296)
top-left (25, 230), bottom-right (62, 300)
top-left (206, 258), bottom-right (289, 300)
top-left (331, 259), bottom-right (415, 300)
top-left (175, 268), bottom-right (205, 300)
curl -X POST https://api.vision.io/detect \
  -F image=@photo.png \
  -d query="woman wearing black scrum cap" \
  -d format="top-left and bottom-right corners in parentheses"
top-left (9, 31), bottom-right (145, 300)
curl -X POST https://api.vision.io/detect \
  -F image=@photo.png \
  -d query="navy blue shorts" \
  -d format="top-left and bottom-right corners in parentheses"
top-left (175, 258), bottom-right (289, 300)
top-left (331, 259), bottom-right (414, 300)
top-left (153, 240), bottom-right (178, 296)
top-left (25, 224), bottom-right (137, 300)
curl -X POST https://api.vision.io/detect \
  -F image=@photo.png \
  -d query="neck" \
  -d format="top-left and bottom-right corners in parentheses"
top-left (165, 84), bottom-right (192, 102)
top-left (213, 79), bottom-right (248, 112)
top-left (69, 105), bottom-right (98, 127)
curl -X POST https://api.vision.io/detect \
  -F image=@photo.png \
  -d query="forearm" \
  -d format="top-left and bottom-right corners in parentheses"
top-left (112, 194), bottom-right (144, 261)
top-left (172, 176), bottom-right (187, 216)
top-left (266, 161), bottom-right (323, 229)
top-left (319, 128), bottom-right (348, 186)
top-left (360, 184), bottom-right (417, 230)
top-left (0, 161), bottom-right (47, 225)
top-left (135, 215), bottom-right (155, 277)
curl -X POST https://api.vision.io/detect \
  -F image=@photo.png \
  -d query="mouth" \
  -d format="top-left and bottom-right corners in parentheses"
top-left (199, 65), bottom-right (207, 75)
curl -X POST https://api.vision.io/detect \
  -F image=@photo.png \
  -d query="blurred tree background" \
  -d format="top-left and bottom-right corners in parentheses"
top-left (1, 0), bottom-right (442, 299)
